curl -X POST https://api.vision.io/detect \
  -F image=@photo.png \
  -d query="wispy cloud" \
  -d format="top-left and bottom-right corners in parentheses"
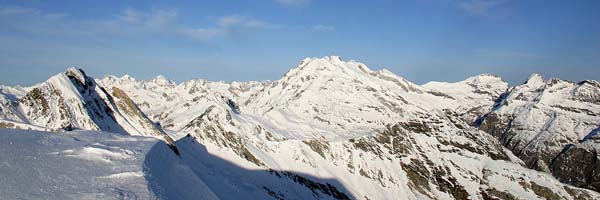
top-left (117, 8), bottom-right (139, 24)
top-left (143, 10), bottom-right (178, 30)
top-left (0, 6), bottom-right (277, 41)
top-left (0, 5), bottom-right (85, 36)
top-left (0, 5), bottom-right (65, 19)
top-left (458, 0), bottom-right (510, 15)
top-left (112, 10), bottom-right (277, 40)
top-left (476, 50), bottom-right (540, 59)
top-left (311, 25), bottom-right (335, 32)
top-left (0, 5), bottom-right (36, 15)
top-left (275, 0), bottom-right (310, 7)
top-left (177, 15), bottom-right (278, 40)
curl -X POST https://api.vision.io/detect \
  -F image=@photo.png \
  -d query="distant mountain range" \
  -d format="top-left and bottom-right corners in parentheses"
top-left (1, 56), bottom-right (598, 199)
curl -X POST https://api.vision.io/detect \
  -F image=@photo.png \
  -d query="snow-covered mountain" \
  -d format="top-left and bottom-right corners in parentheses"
top-left (0, 68), bottom-right (175, 145)
top-left (2, 57), bottom-right (600, 199)
top-left (99, 56), bottom-right (507, 141)
top-left (477, 73), bottom-right (600, 191)
top-left (99, 56), bottom-right (600, 199)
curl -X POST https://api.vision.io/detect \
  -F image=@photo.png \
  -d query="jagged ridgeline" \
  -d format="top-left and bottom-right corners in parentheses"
top-left (1, 57), bottom-right (599, 199)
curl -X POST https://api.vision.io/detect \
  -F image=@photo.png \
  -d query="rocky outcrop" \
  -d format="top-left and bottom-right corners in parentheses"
top-left (550, 141), bottom-right (600, 191)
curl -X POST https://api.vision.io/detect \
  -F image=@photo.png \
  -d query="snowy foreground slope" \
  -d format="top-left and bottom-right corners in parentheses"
top-left (1, 56), bottom-right (600, 199)
top-left (0, 128), bottom-right (354, 200)
top-left (0, 128), bottom-right (161, 199)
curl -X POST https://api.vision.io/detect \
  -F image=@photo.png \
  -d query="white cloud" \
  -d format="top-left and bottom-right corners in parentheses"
top-left (0, 6), bottom-right (35, 15)
top-left (0, 6), bottom-right (276, 42)
top-left (459, 0), bottom-right (510, 15)
top-left (176, 15), bottom-right (277, 40)
top-left (144, 10), bottom-right (178, 30)
top-left (0, 5), bottom-right (66, 19)
top-left (275, 0), bottom-right (310, 7)
top-left (217, 15), bottom-right (276, 29)
top-left (311, 25), bottom-right (335, 32)
top-left (118, 8), bottom-right (139, 24)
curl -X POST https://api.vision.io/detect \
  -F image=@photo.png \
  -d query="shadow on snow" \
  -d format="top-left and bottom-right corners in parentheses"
top-left (143, 135), bottom-right (356, 200)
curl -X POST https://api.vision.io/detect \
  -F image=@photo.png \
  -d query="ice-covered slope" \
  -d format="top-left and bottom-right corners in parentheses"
top-left (478, 74), bottom-right (600, 191)
top-left (0, 68), bottom-right (174, 144)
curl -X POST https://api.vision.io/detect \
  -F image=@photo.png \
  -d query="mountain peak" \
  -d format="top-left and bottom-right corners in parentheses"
top-left (578, 80), bottom-right (600, 88)
top-left (324, 55), bottom-right (342, 62)
top-left (463, 74), bottom-right (505, 85)
top-left (121, 74), bottom-right (135, 81)
top-left (150, 75), bottom-right (175, 86)
top-left (97, 75), bottom-right (136, 86)
top-left (64, 67), bottom-right (87, 84)
top-left (65, 67), bottom-right (84, 75)
top-left (284, 56), bottom-right (372, 80)
top-left (525, 73), bottom-right (544, 85)
top-left (301, 55), bottom-right (343, 64)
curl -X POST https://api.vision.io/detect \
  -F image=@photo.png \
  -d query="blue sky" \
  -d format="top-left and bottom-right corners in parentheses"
top-left (0, 0), bottom-right (599, 86)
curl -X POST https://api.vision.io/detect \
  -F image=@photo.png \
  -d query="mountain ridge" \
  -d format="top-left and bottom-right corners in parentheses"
top-left (0, 68), bottom-right (177, 146)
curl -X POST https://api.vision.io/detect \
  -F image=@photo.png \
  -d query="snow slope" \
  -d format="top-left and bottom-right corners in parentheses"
top-left (0, 128), bottom-right (354, 200)
top-left (0, 128), bottom-right (162, 199)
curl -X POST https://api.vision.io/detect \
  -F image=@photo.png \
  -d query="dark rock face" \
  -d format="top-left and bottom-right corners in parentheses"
top-left (479, 112), bottom-right (600, 192)
top-left (550, 144), bottom-right (600, 191)
top-left (477, 113), bottom-right (512, 142)
top-left (226, 99), bottom-right (241, 114)
top-left (182, 106), bottom-right (265, 167)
